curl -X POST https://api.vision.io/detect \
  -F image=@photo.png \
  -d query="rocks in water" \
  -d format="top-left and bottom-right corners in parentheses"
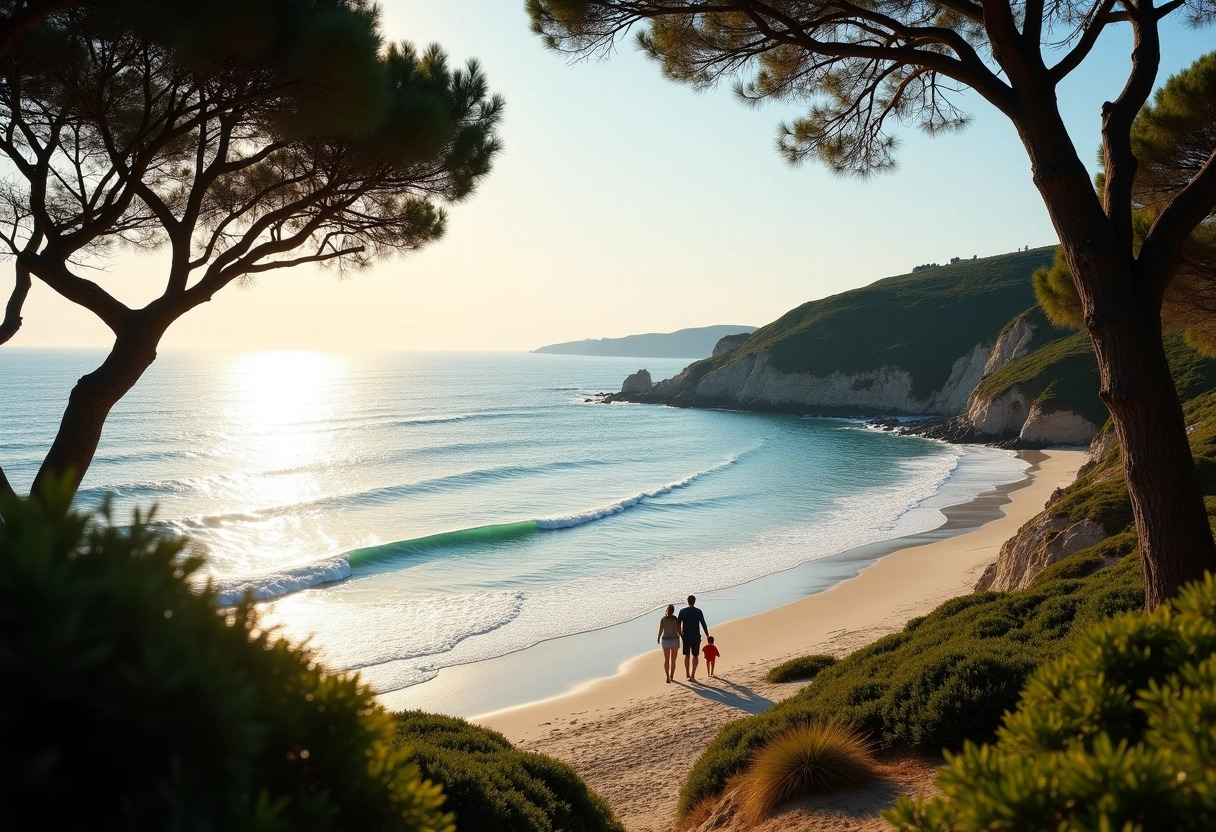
top-left (621, 369), bottom-right (653, 394)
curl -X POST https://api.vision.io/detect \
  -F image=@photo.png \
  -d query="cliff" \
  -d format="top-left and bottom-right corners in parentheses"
top-left (977, 386), bottom-right (1216, 592)
top-left (614, 248), bottom-right (1055, 416)
top-left (959, 320), bottom-right (1216, 448)
top-left (958, 309), bottom-right (1105, 446)
top-left (613, 248), bottom-right (1216, 449)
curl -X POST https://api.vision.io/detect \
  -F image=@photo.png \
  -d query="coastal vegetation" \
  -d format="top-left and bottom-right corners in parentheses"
top-left (679, 550), bottom-right (1145, 816)
top-left (391, 712), bottom-right (624, 832)
top-left (530, 0), bottom-right (1216, 610)
top-left (0, 485), bottom-right (626, 831)
top-left (0, 0), bottom-right (502, 497)
top-left (766, 654), bottom-right (837, 684)
top-left (886, 573), bottom-right (1216, 831)
top-left (737, 722), bottom-right (878, 825)
top-left (0, 484), bottom-right (450, 831)
top-left (683, 387), bottom-right (1216, 820)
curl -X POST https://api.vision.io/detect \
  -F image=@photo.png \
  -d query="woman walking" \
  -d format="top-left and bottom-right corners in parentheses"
top-left (657, 604), bottom-right (682, 683)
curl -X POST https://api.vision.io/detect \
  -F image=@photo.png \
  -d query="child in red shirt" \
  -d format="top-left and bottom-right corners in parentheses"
top-left (702, 636), bottom-right (720, 677)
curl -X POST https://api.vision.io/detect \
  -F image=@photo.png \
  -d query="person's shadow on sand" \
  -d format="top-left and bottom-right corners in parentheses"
top-left (678, 678), bottom-right (772, 714)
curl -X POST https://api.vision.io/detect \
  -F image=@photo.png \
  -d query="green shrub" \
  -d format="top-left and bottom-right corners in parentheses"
top-left (0, 486), bottom-right (450, 832)
top-left (391, 712), bottom-right (624, 832)
top-left (738, 722), bottom-right (879, 824)
top-left (767, 654), bottom-right (838, 683)
top-left (677, 556), bottom-right (1144, 816)
top-left (886, 572), bottom-right (1216, 831)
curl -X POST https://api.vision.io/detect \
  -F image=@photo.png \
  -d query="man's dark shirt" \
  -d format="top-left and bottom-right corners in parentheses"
top-left (677, 605), bottom-right (708, 638)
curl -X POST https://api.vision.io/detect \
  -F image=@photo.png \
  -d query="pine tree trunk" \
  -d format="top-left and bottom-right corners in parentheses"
top-left (32, 323), bottom-right (164, 496)
top-left (1086, 280), bottom-right (1216, 609)
top-left (1016, 104), bottom-right (1216, 610)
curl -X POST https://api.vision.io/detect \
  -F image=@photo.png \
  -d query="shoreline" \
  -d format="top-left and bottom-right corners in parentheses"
top-left (378, 443), bottom-right (1038, 717)
top-left (476, 448), bottom-right (1086, 831)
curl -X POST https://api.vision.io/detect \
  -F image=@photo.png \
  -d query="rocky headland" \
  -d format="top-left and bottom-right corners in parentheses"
top-left (607, 248), bottom-right (1216, 450)
top-left (604, 248), bottom-right (1216, 592)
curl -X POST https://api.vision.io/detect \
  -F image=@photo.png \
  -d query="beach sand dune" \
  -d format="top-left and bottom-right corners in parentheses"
top-left (480, 449), bottom-right (1085, 831)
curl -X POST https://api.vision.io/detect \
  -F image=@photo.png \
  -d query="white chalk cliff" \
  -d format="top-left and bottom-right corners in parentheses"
top-left (685, 342), bottom-right (992, 416)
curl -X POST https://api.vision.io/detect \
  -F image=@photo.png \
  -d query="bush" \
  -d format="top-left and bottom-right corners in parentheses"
top-left (677, 556), bottom-right (1144, 816)
top-left (738, 722), bottom-right (879, 824)
top-left (767, 654), bottom-right (838, 683)
top-left (886, 572), bottom-right (1216, 831)
top-left (0, 486), bottom-right (450, 832)
top-left (391, 712), bottom-right (624, 832)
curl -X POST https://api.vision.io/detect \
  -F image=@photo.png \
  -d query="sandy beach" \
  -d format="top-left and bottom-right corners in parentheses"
top-left (478, 448), bottom-right (1087, 831)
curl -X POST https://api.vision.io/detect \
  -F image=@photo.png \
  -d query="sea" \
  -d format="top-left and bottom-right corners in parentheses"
top-left (2, 349), bottom-right (1027, 711)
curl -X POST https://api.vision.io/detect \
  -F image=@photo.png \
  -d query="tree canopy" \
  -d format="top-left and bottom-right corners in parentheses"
top-left (0, 0), bottom-right (502, 495)
top-left (1035, 52), bottom-right (1216, 353)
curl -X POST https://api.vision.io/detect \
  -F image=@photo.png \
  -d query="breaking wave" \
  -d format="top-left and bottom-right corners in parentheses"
top-left (212, 454), bottom-right (746, 605)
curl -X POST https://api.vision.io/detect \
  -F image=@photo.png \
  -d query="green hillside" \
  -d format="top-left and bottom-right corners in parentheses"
top-left (676, 247), bottom-right (1055, 400)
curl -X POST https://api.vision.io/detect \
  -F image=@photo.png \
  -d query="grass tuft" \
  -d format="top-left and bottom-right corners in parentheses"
top-left (738, 722), bottom-right (879, 824)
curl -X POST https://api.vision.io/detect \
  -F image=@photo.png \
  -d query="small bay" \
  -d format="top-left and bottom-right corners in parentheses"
top-left (1, 349), bottom-right (1025, 705)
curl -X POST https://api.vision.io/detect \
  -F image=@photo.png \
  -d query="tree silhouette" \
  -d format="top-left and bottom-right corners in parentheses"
top-left (529, 0), bottom-right (1216, 609)
top-left (0, 1), bottom-right (502, 496)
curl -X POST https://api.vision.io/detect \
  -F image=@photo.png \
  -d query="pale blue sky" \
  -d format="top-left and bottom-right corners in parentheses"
top-left (11, 3), bottom-right (1214, 350)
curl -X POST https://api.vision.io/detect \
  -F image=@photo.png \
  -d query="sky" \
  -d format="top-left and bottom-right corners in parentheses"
top-left (8, 3), bottom-right (1215, 351)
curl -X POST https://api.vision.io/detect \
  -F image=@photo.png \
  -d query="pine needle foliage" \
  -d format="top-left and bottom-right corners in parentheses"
top-left (0, 0), bottom-right (504, 495)
top-left (1031, 53), bottom-right (1216, 354)
top-left (886, 572), bottom-right (1216, 831)
top-left (738, 722), bottom-right (879, 824)
top-left (0, 484), bottom-right (451, 832)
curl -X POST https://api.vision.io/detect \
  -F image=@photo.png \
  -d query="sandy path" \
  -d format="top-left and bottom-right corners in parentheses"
top-left (478, 449), bottom-right (1086, 831)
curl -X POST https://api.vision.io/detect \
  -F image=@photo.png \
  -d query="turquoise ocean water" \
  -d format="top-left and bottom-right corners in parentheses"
top-left (2, 349), bottom-right (1025, 703)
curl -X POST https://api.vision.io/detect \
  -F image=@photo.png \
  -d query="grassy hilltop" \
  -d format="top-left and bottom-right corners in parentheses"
top-left (667, 247), bottom-right (1054, 400)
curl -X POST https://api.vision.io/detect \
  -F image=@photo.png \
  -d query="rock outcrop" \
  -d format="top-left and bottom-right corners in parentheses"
top-left (963, 387), bottom-right (1100, 446)
top-left (620, 369), bottom-right (652, 394)
top-left (953, 314), bottom-right (1100, 446)
top-left (712, 332), bottom-right (750, 358)
top-left (974, 515), bottom-right (1107, 592)
top-left (983, 313), bottom-right (1038, 375)
top-left (1019, 404), bottom-right (1100, 445)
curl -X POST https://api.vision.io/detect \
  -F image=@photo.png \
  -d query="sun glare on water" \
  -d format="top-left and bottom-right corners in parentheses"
top-left (211, 350), bottom-right (352, 567)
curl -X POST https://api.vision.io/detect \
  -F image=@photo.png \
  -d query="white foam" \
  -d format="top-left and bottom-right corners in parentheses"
top-left (262, 589), bottom-right (526, 691)
top-left (214, 556), bottom-right (352, 606)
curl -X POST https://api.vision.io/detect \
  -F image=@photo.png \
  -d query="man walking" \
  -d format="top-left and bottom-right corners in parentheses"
top-left (677, 595), bottom-right (709, 682)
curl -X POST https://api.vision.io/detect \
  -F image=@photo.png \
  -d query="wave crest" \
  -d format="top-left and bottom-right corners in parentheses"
top-left (212, 453), bottom-right (749, 604)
